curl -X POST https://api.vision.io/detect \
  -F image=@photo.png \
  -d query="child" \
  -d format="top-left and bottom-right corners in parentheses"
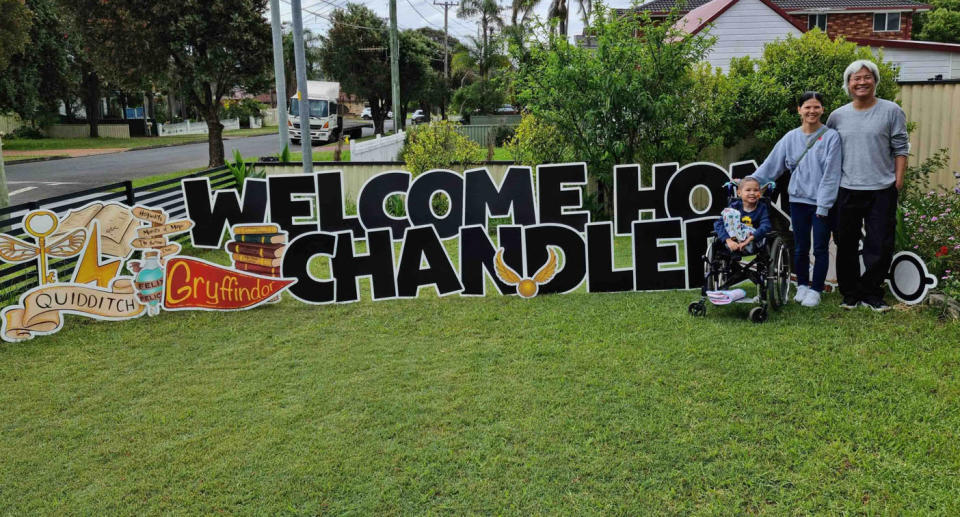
top-left (713, 176), bottom-right (771, 254)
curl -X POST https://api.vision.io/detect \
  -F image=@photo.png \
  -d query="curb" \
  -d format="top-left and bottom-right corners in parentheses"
top-left (4, 155), bottom-right (74, 166)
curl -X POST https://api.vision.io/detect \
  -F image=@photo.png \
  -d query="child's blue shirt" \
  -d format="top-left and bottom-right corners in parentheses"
top-left (714, 200), bottom-right (772, 242)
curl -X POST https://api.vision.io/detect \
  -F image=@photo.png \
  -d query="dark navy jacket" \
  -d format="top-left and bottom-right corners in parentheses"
top-left (713, 199), bottom-right (772, 243)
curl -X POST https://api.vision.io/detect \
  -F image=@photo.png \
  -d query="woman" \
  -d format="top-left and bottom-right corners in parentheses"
top-left (826, 60), bottom-right (909, 312)
top-left (751, 91), bottom-right (842, 308)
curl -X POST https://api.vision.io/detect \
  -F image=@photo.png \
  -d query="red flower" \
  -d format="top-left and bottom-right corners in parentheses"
top-left (935, 245), bottom-right (949, 257)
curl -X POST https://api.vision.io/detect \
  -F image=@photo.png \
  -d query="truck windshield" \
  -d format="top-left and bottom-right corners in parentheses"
top-left (289, 99), bottom-right (328, 118)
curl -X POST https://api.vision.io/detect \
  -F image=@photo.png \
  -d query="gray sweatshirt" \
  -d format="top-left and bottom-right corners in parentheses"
top-left (825, 98), bottom-right (909, 190)
top-left (751, 126), bottom-right (842, 216)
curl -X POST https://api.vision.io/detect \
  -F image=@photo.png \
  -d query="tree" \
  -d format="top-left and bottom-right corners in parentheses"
top-left (513, 7), bottom-right (719, 212)
top-left (451, 34), bottom-right (510, 117)
top-left (398, 30), bottom-right (440, 126)
top-left (0, 0), bottom-right (76, 126)
top-left (0, 0), bottom-right (31, 209)
top-left (415, 27), bottom-right (463, 119)
top-left (547, 0), bottom-right (569, 36)
top-left (66, 0), bottom-right (273, 166)
top-left (457, 0), bottom-right (503, 53)
top-left (916, 0), bottom-right (960, 43)
top-left (321, 4), bottom-right (437, 134)
top-left (320, 4), bottom-right (392, 134)
top-left (726, 30), bottom-right (900, 157)
top-left (0, 0), bottom-right (31, 71)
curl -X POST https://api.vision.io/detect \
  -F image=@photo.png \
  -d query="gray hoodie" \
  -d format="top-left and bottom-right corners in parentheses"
top-left (751, 126), bottom-right (842, 216)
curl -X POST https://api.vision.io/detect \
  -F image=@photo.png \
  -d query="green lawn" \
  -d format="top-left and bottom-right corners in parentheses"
top-left (1, 238), bottom-right (957, 514)
top-left (2, 127), bottom-right (279, 151)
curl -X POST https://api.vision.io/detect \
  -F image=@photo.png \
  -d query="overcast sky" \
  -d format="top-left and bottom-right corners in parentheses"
top-left (267, 0), bottom-right (636, 44)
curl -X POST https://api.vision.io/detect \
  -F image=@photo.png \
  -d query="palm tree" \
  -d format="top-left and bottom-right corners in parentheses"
top-left (547, 0), bottom-right (568, 36)
top-left (457, 0), bottom-right (504, 54)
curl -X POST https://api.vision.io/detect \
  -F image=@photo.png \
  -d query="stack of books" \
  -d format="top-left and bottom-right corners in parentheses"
top-left (226, 224), bottom-right (287, 278)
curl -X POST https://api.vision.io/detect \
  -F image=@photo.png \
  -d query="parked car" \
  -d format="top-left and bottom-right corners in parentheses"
top-left (496, 104), bottom-right (518, 114)
top-left (360, 107), bottom-right (392, 119)
top-left (411, 109), bottom-right (427, 124)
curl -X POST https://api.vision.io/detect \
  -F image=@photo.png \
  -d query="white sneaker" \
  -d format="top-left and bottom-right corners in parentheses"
top-left (793, 285), bottom-right (809, 303)
top-left (801, 289), bottom-right (821, 307)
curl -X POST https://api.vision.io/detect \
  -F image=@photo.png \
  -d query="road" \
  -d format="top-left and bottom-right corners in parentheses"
top-left (5, 120), bottom-right (395, 204)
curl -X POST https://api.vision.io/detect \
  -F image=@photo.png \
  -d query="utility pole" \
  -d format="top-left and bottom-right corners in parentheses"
top-left (269, 0), bottom-right (290, 152)
top-left (434, 0), bottom-right (457, 120)
top-left (291, 0), bottom-right (312, 172)
top-left (389, 0), bottom-right (401, 134)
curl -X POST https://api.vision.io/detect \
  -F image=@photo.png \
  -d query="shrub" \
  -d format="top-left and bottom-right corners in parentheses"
top-left (6, 126), bottom-right (45, 139)
top-left (506, 113), bottom-right (573, 166)
top-left (899, 169), bottom-right (960, 299)
top-left (221, 98), bottom-right (266, 127)
top-left (400, 120), bottom-right (484, 176)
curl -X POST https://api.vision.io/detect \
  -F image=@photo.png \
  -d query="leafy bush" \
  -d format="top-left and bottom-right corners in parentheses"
top-left (898, 152), bottom-right (960, 299)
top-left (506, 113), bottom-right (573, 166)
top-left (728, 30), bottom-right (900, 157)
top-left (220, 98), bottom-right (266, 126)
top-left (226, 149), bottom-right (265, 193)
top-left (400, 120), bottom-right (484, 176)
top-left (6, 126), bottom-right (45, 139)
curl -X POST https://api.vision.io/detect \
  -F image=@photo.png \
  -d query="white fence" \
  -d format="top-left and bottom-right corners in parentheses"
top-left (249, 116), bottom-right (262, 129)
top-left (157, 118), bottom-right (240, 136)
top-left (350, 131), bottom-right (405, 162)
top-left (0, 114), bottom-right (23, 135)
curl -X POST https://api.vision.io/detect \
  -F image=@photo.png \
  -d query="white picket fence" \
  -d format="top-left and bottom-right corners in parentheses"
top-left (350, 131), bottom-right (405, 162)
top-left (249, 116), bottom-right (262, 129)
top-left (157, 118), bottom-right (240, 136)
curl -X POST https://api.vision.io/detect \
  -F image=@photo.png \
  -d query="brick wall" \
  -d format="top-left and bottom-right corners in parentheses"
top-left (789, 12), bottom-right (913, 40)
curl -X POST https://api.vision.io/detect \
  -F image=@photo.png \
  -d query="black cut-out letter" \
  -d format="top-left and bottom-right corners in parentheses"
top-left (459, 225), bottom-right (517, 296)
top-left (269, 175), bottom-right (318, 240)
top-left (358, 172), bottom-right (410, 241)
top-left (406, 170), bottom-right (463, 239)
top-left (282, 232), bottom-right (335, 304)
top-left (317, 172), bottom-right (366, 239)
top-left (524, 224), bottom-right (586, 295)
top-left (183, 177), bottom-right (268, 248)
top-left (396, 226), bottom-right (463, 297)
top-left (684, 216), bottom-right (717, 289)
top-left (613, 163), bottom-right (676, 235)
top-left (586, 222), bottom-right (633, 293)
top-left (632, 218), bottom-right (686, 291)
top-left (331, 229), bottom-right (397, 302)
top-left (664, 163), bottom-right (728, 220)
top-left (464, 167), bottom-right (537, 228)
top-left (536, 163), bottom-right (589, 232)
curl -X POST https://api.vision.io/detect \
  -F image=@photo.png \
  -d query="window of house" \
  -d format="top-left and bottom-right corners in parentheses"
top-left (808, 14), bottom-right (827, 31)
top-left (873, 12), bottom-right (901, 32)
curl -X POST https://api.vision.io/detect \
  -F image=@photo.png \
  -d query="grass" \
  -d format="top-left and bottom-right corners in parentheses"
top-left (0, 236), bottom-right (958, 514)
top-left (2, 126), bottom-right (279, 151)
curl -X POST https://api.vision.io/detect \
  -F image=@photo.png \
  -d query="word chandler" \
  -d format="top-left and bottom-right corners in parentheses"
top-left (182, 162), bottom-right (782, 304)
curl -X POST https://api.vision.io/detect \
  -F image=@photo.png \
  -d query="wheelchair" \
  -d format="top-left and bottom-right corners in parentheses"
top-left (687, 181), bottom-right (793, 323)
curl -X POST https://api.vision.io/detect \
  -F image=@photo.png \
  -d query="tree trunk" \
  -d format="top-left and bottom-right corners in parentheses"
top-left (83, 69), bottom-right (101, 138)
top-left (204, 107), bottom-right (226, 168)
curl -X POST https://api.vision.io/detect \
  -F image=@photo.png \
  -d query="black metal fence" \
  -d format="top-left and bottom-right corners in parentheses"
top-left (0, 166), bottom-right (235, 301)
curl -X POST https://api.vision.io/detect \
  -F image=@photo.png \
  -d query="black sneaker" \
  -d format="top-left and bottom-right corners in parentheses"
top-left (840, 296), bottom-right (859, 310)
top-left (860, 297), bottom-right (891, 313)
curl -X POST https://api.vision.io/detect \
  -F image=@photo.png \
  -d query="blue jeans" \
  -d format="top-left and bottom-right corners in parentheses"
top-left (790, 202), bottom-right (831, 292)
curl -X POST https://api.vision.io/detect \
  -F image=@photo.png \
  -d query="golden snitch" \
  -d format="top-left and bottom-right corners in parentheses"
top-left (494, 247), bottom-right (558, 298)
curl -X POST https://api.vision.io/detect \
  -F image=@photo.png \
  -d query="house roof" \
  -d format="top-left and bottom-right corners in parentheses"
top-left (674, 0), bottom-right (808, 34)
top-left (847, 37), bottom-right (960, 53)
top-left (633, 0), bottom-right (930, 14)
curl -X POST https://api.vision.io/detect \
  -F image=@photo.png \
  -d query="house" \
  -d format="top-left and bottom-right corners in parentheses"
top-left (596, 0), bottom-right (960, 80)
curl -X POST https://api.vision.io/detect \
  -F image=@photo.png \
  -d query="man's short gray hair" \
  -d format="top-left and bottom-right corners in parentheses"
top-left (843, 60), bottom-right (880, 97)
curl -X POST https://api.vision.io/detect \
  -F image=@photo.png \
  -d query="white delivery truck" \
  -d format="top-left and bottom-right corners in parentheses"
top-left (288, 81), bottom-right (368, 145)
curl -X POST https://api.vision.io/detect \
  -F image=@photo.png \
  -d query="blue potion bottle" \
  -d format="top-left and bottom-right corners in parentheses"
top-left (136, 250), bottom-right (164, 316)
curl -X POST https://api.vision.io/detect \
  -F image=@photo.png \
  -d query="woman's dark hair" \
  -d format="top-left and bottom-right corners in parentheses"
top-left (797, 91), bottom-right (824, 107)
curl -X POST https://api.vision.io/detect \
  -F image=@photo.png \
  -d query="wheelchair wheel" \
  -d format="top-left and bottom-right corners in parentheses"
top-left (705, 239), bottom-right (726, 291)
top-left (767, 237), bottom-right (791, 310)
top-left (749, 306), bottom-right (767, 323)
top-left (688, 301), bottom-right (706, 317)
